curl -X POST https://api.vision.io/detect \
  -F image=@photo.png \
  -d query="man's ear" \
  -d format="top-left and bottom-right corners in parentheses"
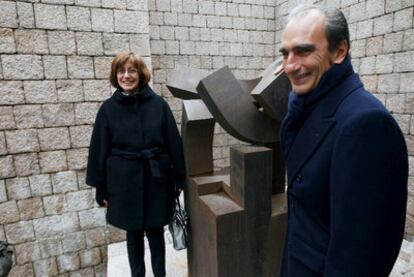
top-left (332, 40), bottom-right (348, 64)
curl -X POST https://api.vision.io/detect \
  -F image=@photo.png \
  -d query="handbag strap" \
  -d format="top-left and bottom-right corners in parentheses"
top-left (174, 198), bottom-right (186, 220)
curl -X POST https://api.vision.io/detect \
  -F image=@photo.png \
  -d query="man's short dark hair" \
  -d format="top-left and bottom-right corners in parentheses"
top-left (287, 4), bottom-right (350, 53)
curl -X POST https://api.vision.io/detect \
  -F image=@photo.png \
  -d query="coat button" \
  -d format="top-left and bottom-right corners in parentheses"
top-left (296, 174), bottom-right (302, 183)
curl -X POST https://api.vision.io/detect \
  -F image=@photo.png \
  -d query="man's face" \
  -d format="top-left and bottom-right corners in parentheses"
top-left (280, 11), bottom-right (337, 95)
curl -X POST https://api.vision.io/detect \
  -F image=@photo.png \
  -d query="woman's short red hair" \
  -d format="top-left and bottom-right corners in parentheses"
top-left (109, 52), bottom-right (151, 89)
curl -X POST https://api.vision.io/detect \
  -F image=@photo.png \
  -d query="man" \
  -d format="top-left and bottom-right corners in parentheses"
top-left (279, 5), bottom-right (408, 277)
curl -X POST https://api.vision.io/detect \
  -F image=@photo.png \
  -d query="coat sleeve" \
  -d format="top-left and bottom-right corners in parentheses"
top-left (86, 104), bottom-right (111, 189)
top-left (325, 109), bottom-right (408, 276)
top-left (162, 100), bottom-right (187, 189)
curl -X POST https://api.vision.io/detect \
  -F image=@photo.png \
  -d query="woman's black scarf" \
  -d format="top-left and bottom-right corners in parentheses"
top-left (280, 55), bottom-right (354, 159)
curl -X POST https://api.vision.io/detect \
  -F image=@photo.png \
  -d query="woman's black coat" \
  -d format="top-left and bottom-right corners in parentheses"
top-left (86, 85), bottom-right (186, 231)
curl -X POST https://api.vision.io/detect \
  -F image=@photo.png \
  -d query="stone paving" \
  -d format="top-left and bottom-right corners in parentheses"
top-left (390, 239), bottom-right (414, 277)
top-left (108, 230), bottom-right (187, 277)
top-left (109, 236), bottom-right (414, 277)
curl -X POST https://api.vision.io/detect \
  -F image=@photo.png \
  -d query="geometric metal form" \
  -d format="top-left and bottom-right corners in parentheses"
top-left (166, 60), bottom-right (290, 277)
top-left (230, 146), bottom-right (274, 212)
top-left (230, 145), bottom-right (273, 277)
top-left (166, 64), bottom-right (209, 99)
top-left (185, 145), bottom-right (287, 277)
top-left (238, 77), bottom-right (262, 97)
top-left (185, 173), bottom-right (245, 277)
top-left (251, 58), bottom-right (291, 122)
top-left (166, 62), bottom-right (291, 143)
top-left (265, 142), bottom-right (286, 194)
top-left (229, 145), bottom-right (287, 276)
top-left (181, 99), bottom-right (215, 176)
top-left (197, 66), bottom-right (280, 144)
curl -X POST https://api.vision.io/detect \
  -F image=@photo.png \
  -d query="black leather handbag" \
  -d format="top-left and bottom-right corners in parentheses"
top-left (0, 241), bottom-right (12, 277)
top-left (168, 198), bottom-right (188, 250)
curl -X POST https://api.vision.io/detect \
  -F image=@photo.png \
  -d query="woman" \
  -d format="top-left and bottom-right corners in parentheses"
top-left (86, 52), bottom-right (186, 277)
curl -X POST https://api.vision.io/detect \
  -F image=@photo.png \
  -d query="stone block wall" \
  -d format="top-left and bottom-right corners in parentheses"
top-left (275, 0), bottom-right (414, 238)
top-left (0, 0), bottom-right (151, 275)
top-left (147, 0), bottom-right (277, 170)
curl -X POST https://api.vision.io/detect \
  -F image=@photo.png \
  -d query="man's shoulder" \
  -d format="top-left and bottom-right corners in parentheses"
top-left (336, 87), bottom-right (387, 118)
top-left (335, 88), bottom-right (401, 135)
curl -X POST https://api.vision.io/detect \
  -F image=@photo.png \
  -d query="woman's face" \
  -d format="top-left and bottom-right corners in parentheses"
top-left (117, 61), bottom-right (139, 93)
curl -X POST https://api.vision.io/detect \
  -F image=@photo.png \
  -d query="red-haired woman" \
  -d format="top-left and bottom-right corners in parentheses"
top-left (86, 52), bottom-right (186, 277)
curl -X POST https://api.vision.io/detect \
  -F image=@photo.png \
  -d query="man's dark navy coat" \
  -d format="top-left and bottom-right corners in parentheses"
top-left (280, 58), bottom-right (408, 276)
top-left (86, 85), bottom-right (186, 231)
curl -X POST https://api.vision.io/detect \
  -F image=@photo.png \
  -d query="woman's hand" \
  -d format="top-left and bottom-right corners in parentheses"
top-left (95, 187), bottom-right (108, 207)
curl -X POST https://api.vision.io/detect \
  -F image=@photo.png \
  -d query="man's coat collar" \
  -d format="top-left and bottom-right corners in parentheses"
top-left (286, 73), bottom-right (364, 186)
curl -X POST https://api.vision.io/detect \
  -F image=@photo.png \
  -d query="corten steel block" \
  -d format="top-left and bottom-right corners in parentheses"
top-left (266, 193), bottom-right (288, 276)
top-left (230, 145), bottom-right (272, 277)
top-left (185, 146), bottom-right (288, 277)
top-left (186, 175), bottom-right (247, 277)
top-left (196, 66), bottom-right (280, 144)
top-left (181, 100), bottom-right (215, 176)
top-left (238, 78), bottom-right (262, 97)
top-left (185, 174), bottom-right (227, 277)
top-left (251, 58), bottom-right (291, 122)
top-left (265, 143), bottom-right (286, 194)
top-left (200, 192), bottom-right (246, 277)
top-left (230, 145), bottom-right (272, 215)
top-left (166, 64), bottom-right (209, 100)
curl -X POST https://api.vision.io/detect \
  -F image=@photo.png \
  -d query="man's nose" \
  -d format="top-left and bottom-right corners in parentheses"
top-left (284, 53), bottom-right (300, 74)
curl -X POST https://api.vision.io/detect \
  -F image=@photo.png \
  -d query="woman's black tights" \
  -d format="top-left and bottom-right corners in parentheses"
top-left (126, 227), bottom-right (166, 277)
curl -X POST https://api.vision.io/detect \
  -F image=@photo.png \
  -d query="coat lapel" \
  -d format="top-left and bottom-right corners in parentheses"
top-left (286, 110), bottom-right (335, 186)
top-left (286, 73), bottom-right (363, 186)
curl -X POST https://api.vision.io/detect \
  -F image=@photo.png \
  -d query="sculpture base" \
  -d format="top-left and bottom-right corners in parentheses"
top-left (185, 145), bottom-right (287, 277)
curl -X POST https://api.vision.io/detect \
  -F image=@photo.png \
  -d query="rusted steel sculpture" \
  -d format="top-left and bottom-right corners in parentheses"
top-left (196, 66), bottom-right (278, 144)
top-left (166, 58), bottom-right (291, 277)
top-left (166, 64), bottom-right (209, 100)
top-left (181, 100), bottom-right (215, 176)
top-left (251, 61), bottom-right (291, 122)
